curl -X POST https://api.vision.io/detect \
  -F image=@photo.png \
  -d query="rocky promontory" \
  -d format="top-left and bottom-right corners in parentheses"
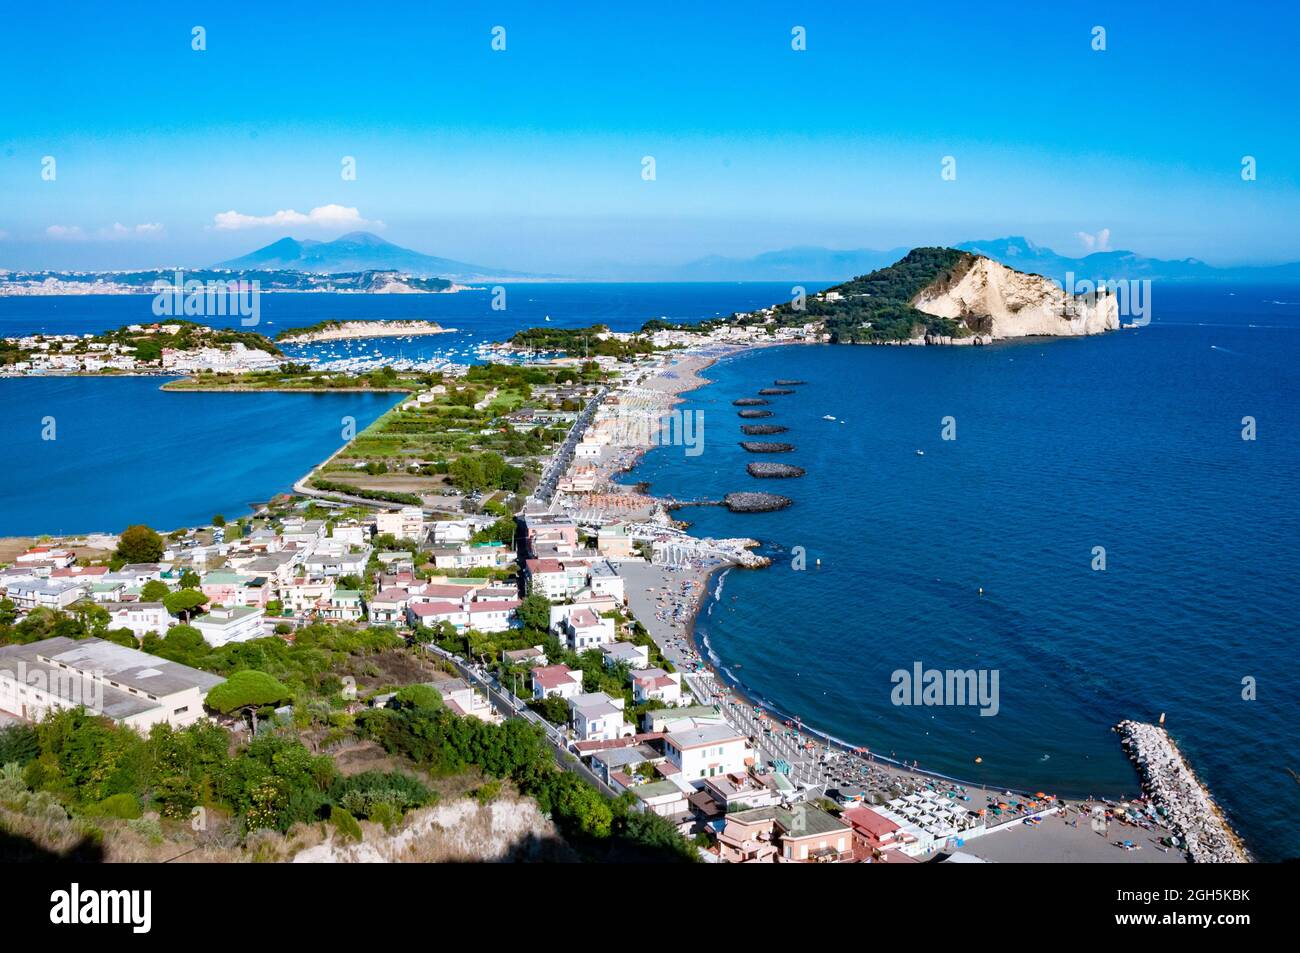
top-left (724, 492), bottom-right (793, 512)
top-left (741, 424), bottom-right (788, 435)
top-left (739, 441), bottom-right (794, 453)
top-left (738, 409), bottom-right (774, 419)
top-left (747, 462), bottom-right (805, 478)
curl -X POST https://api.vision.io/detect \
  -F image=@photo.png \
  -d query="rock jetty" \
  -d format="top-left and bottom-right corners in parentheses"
top-left (758, 387), bottom-right (795, 395)
top-left (741, 424), bottom-right (788, 435)
top-left (1116, 720), bottom-right (1249, 863)
top-left (738, 409), bottom-right (774, 419)
top-left (773, 379), bottom-right (806, 386)
top-left (739, 441), bottom-right (794, 453)
top-left (724, 492), bottom-right (792, 512)
top-left (732, 398), bottom-right (769, 406)
top-left (747, 462), bottom-right (805, 478)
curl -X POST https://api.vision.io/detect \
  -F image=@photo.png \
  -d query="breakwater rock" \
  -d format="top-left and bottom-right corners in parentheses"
top-left (1116, 720), bottom-right (1249, 863)
top-left (741, 424), bottom-right (789, 435)
top-left (773, 379), bottom-right (806, 386)
top-left (738, 409), bottom-right (774, 419)
top-left (739, 441), bottom-right (795, 453)
top-left (758, 388), bottom-right (795, 395)
top-left (747, 462), bottom-right (805, 478)
top-left (724, 492), bottom-right (793, 512)
top-left (732, 398), bottom-right (770, 406)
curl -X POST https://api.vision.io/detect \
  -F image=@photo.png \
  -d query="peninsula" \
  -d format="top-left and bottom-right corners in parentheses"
top-left (276, 319), bottom-right (452, 344)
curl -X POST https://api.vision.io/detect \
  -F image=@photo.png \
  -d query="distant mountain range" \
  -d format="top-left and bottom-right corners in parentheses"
top-left (212, 232), bottom-right (542, 282)
top-left (210, 231), bottom-right (1300, 284)
top-left (664, 236), bottom-right (1300, 283)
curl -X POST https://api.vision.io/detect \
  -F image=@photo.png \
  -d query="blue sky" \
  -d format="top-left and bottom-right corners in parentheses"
top-left (1, 0), bottom-right (1297, 272)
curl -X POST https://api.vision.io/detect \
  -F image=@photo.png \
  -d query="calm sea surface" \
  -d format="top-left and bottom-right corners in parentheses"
top-left (627, 284), bottom-right (1300, 861)
top-left (3, 282), bottom-right (1297, 859)
top-left (0, 283), bottom-right (803, 537)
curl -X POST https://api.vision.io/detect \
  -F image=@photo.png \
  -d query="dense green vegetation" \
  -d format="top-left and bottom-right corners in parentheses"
top-left (357, 686), bottom-right (695, 861)
top-left (508, 324), bottom-right (656, 360)
top-left (0, 711), bottom-right (432, 837)
top-left (96, 319), bottom-right (283, 360)
top-left (768, 247), bottom-right (973, 342)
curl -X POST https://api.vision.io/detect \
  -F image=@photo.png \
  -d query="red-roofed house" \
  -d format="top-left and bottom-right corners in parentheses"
top-left (530, 664), bottom-right (584, 701)
top-left (368, 587), bottom-right (410, 624)
top-left (632, 668), bottom-right (682, 705)
top-left (559, 606), bottom-right (615, 651)
top-left (840, 806), bottom-right (920, 859)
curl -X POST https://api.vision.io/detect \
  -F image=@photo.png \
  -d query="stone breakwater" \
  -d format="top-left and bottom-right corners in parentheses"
top-left (773, 379), bottom-right (806, 386)
top-left (747, 462), bottom-right (805, 478)
top-left (741, 424), bottom-right (788, 435)
top-left (758, 387), bottom-right (795, 395)
top-left (739, 441), bottom-right (794, 453)
top-left (732, 398), bottom-right (769, 406)
top-left (724, 491), bottom-right (793, 512)
top-left (738, 409), bottom-right (773, 419)
top-left (1116, 720), bottom-right (1249, 863)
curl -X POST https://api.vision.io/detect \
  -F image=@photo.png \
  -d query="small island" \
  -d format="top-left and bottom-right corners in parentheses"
top-left (276, 319), bottom-right (451, 344)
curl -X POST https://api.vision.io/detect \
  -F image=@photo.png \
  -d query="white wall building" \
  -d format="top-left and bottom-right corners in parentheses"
top-left (0, 636), bottom-right (223, 730)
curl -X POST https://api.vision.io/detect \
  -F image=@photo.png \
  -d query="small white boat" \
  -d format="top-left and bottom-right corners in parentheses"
top-left (822, 414), bottom-right (836, 421)
top-left (915, 450), bottom-right (925, 456)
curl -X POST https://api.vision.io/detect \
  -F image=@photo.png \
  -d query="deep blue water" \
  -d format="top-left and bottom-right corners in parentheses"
top-left (0, 284), bottom-right (807, 536)
top-left (2, 282), bottom-right (1297, 860)
top-left (627, 285), bottom-right (1300, 862)
top-left (0, 377), bottom-right (397, 536)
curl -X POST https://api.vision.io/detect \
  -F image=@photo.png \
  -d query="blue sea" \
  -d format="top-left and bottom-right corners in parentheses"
top-left (0, 283), bottom-right (802, 538)
top-left (627, 284), bottom-right (1300, 862)
top-left (2, 282), bottom-right (1297, 860)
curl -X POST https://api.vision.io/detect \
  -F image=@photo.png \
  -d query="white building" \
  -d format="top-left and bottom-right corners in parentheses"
top-left (530, 664), bottom-right (584, 701)
top-left (569, 692), bottom-right (631, 741)
top-left (4, 578), bottom-right (88, 611)
top-left (558, 606), bottom-right (616, 651)
top-left (374, 506), bottom-right (425, 541)
top-left (663, 724), bottom-right (752, 784)
top-left (99, 602), bottom-right (172, 641)
top-left (632, 668), bottom-right (682, 706)
top-left (191, 605), bottom-right (266, 646)
top-left (602, 641), bottom-right (650, 670)
top-left (0, 636), bottom-right (223, 730)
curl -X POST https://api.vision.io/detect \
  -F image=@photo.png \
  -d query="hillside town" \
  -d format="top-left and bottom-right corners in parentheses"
top-left (0, 332), bottom-right (1220, 865)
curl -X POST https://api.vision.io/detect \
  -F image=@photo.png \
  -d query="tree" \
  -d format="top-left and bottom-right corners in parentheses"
top-left (212, 514), bottom-right (226, 527)
top-left (115, 524), bottom-right (164, 563)
top-left (163, 588), bottom-right (209, 623)
top-left (140, 580), bottom-right (170, 603)
top-left (206, 670), bottom-right (292, 733)
top-left (518, 592), bottom-right (551, 633)
top-left (179, 570), bottom-right (201, 589)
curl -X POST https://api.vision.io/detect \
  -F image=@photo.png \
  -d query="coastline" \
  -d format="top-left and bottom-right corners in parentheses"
top-left (606, 342), bottom-right (1223, 863)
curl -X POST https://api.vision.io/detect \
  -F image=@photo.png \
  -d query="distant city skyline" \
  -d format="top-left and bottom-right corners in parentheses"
top-left (2, 0), bottom-right (1298, 272)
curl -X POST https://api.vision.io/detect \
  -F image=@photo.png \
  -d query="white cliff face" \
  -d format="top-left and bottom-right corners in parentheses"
top-left (911, 255), bottom-right (1119, 339)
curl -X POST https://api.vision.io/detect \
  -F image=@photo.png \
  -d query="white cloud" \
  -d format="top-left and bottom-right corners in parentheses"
top-left (1077, 228), bottom-right (1111, 253)
top-left (46, 223), bottom-right (164, 241)
top-left (211, 203), bottom-right (381, 231)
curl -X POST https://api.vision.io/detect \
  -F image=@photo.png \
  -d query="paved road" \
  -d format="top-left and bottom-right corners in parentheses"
top-left (421, 642), bottom-right (617, 799)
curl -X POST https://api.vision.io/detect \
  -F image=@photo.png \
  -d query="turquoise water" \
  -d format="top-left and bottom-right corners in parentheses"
top-left (628, 286), bottom-right (1300, 861)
